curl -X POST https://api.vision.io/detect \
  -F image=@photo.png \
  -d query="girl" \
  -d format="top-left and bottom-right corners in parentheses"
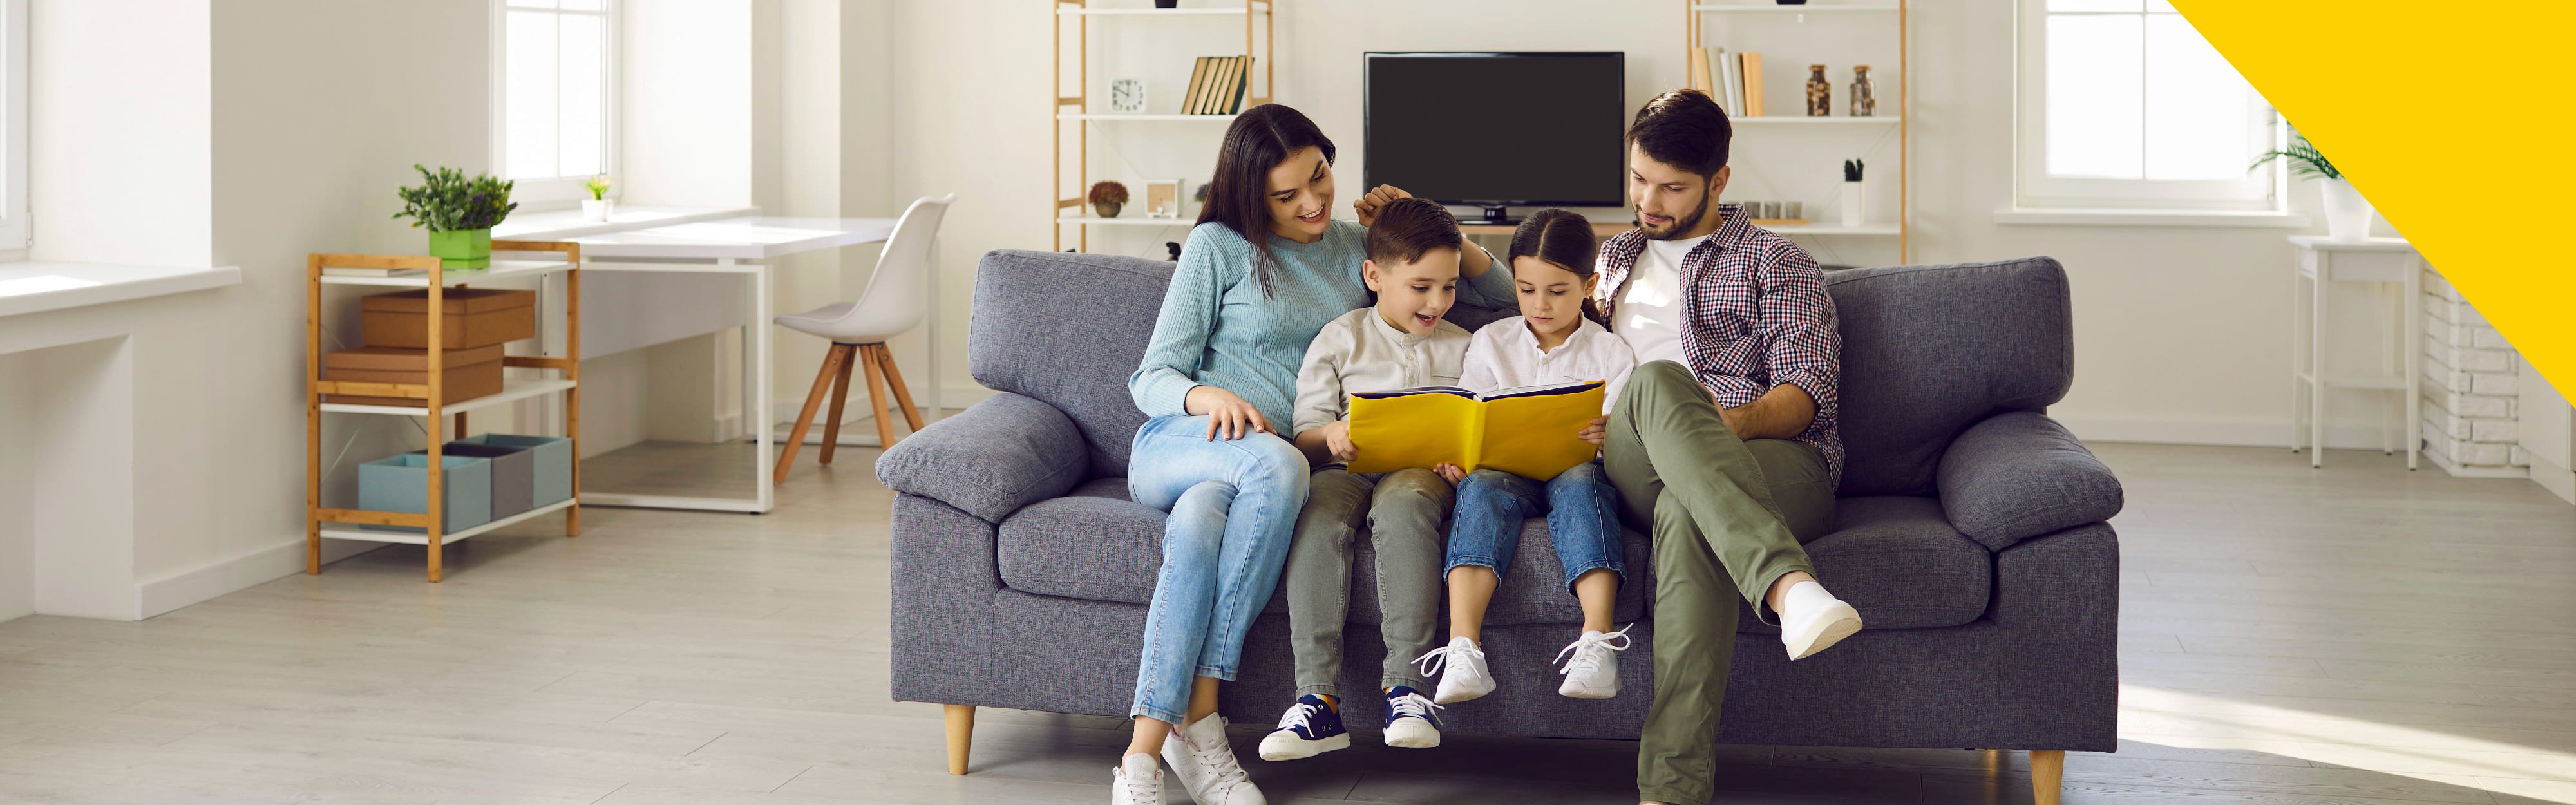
top-left (1115, 104), bottom-right (1514, 805)
top-left (1416, 209), bottom-right (1638, 704)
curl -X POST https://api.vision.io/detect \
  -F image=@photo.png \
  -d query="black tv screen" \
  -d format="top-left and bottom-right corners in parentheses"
top-left (1363, 52), bottom-right (1626, 211)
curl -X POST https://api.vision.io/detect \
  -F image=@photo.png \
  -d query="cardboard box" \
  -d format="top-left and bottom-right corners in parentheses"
top-left (325, 343), bottom-right (505, 406)
top-left (361, 288), bottom-right (536, 350)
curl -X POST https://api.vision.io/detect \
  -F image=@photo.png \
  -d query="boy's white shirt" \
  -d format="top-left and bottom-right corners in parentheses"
top-left (1291, 307), bottom-right (1473, 436)
top-left (1459, 316), bottom-right (1637, 415)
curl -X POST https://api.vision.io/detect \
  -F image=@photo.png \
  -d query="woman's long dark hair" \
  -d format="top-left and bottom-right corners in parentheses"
top-left (1508, 208), bottom-right (1608, 326)
top-left (1198, 104), bottom-right (1336, 298)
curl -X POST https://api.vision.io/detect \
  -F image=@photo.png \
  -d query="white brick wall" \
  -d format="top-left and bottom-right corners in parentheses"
top-left (2421, 269), bottom-right (2527, 475)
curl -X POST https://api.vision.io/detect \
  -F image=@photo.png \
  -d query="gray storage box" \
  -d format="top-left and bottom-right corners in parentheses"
top-left (413, 442), bottom-right (533, 518)
top-left (462, 434), bottom-right (573, 506)
top-left (358, 453), bottom-right (493, 533)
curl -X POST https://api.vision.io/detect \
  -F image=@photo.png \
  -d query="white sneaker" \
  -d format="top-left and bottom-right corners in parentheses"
top-left (1160, 714), bottom-right (1265, 805)
top-left (1379, 687), bottom-right (1444, 749)
top-left (1255, 694), bottom-right (1349, 761)
top-left (1779, 580), bottom-right (1864, 661)
top-left (1112, 753), bottom-right (1162, 805)
top-left (1414, 636), bottom-right (1495, 704)
top-left (1553, 625), bottom-right (1633, 699)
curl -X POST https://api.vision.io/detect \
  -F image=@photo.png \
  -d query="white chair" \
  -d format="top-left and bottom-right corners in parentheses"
top-left (773, 193), bottom-right (954, 482)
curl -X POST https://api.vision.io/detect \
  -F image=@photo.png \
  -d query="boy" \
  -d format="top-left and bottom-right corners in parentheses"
top-left (1258, 198), bottom-right (1471, 761)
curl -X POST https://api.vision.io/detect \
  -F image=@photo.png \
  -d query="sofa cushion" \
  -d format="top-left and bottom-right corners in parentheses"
top-left (1733, 496), bottom-right (1993, 632)
top-left (971, 251), bottom-right (1173, 478)
top-left (996, 479), bottom-right (1165, 604)
top-left (1826, 259), bottom-right (2073, 497)
top-left (1937, 412), bottom-right (2125, 551)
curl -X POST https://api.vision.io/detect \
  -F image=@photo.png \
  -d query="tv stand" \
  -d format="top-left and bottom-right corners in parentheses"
top-left (1465, 205), bottom-right (1515, 227)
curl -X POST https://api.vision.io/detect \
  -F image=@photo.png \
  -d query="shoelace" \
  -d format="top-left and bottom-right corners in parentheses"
top-left (1115, 761), bottom-right (1160, 800)
top-left (1177, 722), bottom-right (1253, 789)
top-left (1274, 701), bottom-right (1321, 733)
top-left (1412, 641), bottom-right (1486, 678)
top-left (1553, 624), bottom-right (1636, 677)
top-left (1385, 690), bottom-right (1444, 723)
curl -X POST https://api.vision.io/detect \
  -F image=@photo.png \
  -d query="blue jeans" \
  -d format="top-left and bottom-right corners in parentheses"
top-left (1124, 415), bottom-right (1311, 725)
top-left (1445, 462), bottom-right (1624, 594)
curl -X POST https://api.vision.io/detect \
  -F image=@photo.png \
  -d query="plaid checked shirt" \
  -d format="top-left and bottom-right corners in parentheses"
top-left (1594, 203), bottom-right (1844, 486)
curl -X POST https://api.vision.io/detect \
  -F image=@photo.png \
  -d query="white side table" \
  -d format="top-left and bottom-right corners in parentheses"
top-left (2289, 236), bottom-right (2421, 469)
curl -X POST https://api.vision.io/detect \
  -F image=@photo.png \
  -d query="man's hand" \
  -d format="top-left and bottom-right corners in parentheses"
top-left (1353, 185), bottom-right (1412, 227)
top-left (1718, 406), bottom-right (1748, 438)
top-left (1577, 415), bottom-right (1607, 446)
top-left (1433, 463), bottom-right (1466, 486)
top-left (1323, 420), bottom-right (1358, 461)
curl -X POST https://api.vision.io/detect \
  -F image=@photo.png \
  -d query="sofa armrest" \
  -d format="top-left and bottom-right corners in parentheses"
top-left (875, 392), bottom-right (1090, 523)
top-left (1935, 412), bottom-right (2123, 551)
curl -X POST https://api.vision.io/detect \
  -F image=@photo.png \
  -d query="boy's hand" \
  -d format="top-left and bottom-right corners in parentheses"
top-left (1353, 185), bottom-right (1412, 227)
top-left (1578, 415), bottom-right (1607, 446)
top-left (1433, 463), bottom-right (1466, 485)
top-left (1324, 420), bottom-right (1359, 461)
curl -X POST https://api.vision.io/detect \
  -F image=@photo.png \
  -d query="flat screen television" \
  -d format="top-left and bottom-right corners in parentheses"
top-left (1363, 52), bottom-right (1626, 222)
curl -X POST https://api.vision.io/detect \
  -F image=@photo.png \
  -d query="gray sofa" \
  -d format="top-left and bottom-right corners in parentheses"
top-left (878, 249), bottom-right (2121, 802)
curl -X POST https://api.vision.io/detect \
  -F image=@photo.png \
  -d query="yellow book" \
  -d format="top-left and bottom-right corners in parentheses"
top-left (1344, 381), bottom-right (1606, 480)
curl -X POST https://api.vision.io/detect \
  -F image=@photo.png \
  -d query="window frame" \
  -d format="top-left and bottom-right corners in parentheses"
top-left (2012, 0), bottom-right (2286, 213)
top-left (490, 0), bottom-right (621, 206)
top-left (1, 0), bottom-right (30, 250)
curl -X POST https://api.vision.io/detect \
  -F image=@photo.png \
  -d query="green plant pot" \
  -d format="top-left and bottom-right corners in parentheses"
top-left (426, 228), bottom-right (493, 270)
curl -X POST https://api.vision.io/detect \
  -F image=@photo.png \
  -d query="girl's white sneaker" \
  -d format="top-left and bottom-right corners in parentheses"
top-left (1160, 714), bottom-right (1265, 805)
top-left (1414, 636), bottom-right (1495, 704)
top-left (1553, 625), bottom-right (1633, 699)
top-left (1112, 753), bottom-right (1162, 805)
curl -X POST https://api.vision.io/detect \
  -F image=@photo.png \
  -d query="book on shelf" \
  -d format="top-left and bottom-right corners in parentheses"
top-left (1688, 46), bottom-right (1712, 94)
top-left (1182, 57), bottom-right (1212, 115)
top-left (1740, 51), bottom-right (1765, 117)
top-left (1181, 55), bottom-right (1255, 115)
top-left (1208, 56), bottom-right (1236, 113)
top-left (1713, 47), bottom-right (1740, 113)
top-left (1224, 56), bottom-right (1254, 113)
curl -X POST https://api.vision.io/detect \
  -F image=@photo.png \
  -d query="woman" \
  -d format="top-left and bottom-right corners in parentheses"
top-left (1112, 103), bottom-right (1512, 805)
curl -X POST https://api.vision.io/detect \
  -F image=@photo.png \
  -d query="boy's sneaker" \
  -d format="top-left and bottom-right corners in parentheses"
top-left (1112, 753), bottom-right (1163, 805)
top-left (1160, 714), bottom-right (1265, 805)
top-left (1256, 695), bottom-right (1349, 761)
top-left (1380, 686), bottom-right (1444, 749)
top-left (1779, 580), bottom-right (1864, 661)
top-left (1413, 636), bottom-right (1495, 704)
top-left (1553, 625), bottom-right (1633, 699)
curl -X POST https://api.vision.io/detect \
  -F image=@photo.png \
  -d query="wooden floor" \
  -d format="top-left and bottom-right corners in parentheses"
top-left (3, 443), bottom-right (2573, 804)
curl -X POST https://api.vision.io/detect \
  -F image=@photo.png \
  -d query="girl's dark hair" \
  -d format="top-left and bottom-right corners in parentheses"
top-left (1507, 208), bottom-right (1608, 326)
top-left (1198, 103), bottom-right (1336, 297)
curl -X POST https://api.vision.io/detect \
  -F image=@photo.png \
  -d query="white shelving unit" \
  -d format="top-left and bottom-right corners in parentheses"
top-left (1690, 0), bottom-right (1910, 254)
top-left (1691, 2), bottom-right (1900, 12)
top-left (1054, 1), bottom-right (1274, 252)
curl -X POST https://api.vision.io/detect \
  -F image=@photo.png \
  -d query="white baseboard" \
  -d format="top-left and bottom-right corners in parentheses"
top-left (135, 536), bottom-right (383, 620)
top-left (766, 383), bottom-right (996, 440)
top-left (2529, 452), bottom-right (2576, 505)
top-left (2058, 415), bottom-right (2410, 451)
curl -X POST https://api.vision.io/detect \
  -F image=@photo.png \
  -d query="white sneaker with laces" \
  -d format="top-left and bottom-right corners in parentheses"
top-left (1379, 687), bottom-right (1444, 749)
top-left (1112, 753), bottom-right (1162, 805)
top-left (1778, 580), bottom-right (1864, 661)
top-left (1553, 625), bottom-right (1633, 699)
top-left (1160, 714), bottom-right (1265, 805)
top-left (1414, 636), bottom-right (1495, 704)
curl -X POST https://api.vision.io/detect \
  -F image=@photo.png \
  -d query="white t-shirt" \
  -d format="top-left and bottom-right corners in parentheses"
top-left (1459, 316), bottom-right (1637, 414)
top-left (1615, 234), bottom-right (1707, 366)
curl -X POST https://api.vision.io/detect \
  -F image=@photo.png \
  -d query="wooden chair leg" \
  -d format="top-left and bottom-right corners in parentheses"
top-left (875, 345), bottom-right (925, 432)
top-left (819, 345), bottom-right (857, 465)
top-left (944, 704), bottom-right (975, 775)
top-left (774, 345), bottom-right (847, 484)
top-left (2031, 750), bottom-right (2064, 805)
top-left (858, 343), bottom-right (899, 450)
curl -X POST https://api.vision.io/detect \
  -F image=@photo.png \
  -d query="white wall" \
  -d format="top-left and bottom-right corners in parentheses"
top-left (885, 0), bottom-right (2400, 444)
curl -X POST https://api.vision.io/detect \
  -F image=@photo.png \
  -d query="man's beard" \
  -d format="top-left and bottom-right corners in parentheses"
top-left (1639, 192), bottom-right (1714, 240)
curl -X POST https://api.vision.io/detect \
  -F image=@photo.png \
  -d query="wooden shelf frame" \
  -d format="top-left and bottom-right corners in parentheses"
top-left (1054, 0), bottom-right (1276, 252)
top-left (305, 240), bottom-right (585, 583)
top-left (1689, 0), bottom-right (1909, 260)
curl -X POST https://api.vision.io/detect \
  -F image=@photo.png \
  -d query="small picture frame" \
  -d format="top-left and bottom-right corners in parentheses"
top-left (1143, 178), bottom-right (1184, 218)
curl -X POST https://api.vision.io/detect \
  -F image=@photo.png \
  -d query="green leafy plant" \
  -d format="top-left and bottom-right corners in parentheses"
top-left (1088, 180), bottom-right (1130, 206)
top-left (583, 175), bottom-right (613, 200)
top-left (392, 165), bottom-right (519, 232)
top-left (2249, 132), bottom-right (2340, 181)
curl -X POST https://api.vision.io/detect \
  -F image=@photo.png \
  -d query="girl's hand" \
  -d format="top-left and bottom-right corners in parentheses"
top-left (1434, 463), bottom-right (1466, 485)
top-left (1353, 185), bottom-right (1413, 227)
top-left (1578, 415), bottom-right (1608, 446)
top-left (1188, 386), bottom-right (1273, 441)
top-left (1324, 420), bottom-right (1358, 460)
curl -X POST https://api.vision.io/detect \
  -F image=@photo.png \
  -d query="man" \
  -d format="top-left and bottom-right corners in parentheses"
top-left (1590, 88), bottom-right (1863, 805)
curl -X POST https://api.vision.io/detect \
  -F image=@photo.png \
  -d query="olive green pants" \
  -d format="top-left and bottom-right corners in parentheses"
top-left (1605, 361), bottom-right (1835, 805)
top-left (1282, 467), bottom-right (1454, 698)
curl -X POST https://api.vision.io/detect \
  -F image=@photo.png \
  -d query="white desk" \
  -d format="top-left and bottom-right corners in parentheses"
top-left (569, 216), bottom-right (922, 513)
top-left (2289, 236), bottom-right (2421, 470)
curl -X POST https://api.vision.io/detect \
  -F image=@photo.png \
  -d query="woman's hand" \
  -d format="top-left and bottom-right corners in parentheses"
top-left (1186, 386), bottom-right (1273, 441)
top-left (1433, 463), bottom-right (1466, 486)
top-left (1578, 415), bottom-right (1608, 447)
top-left (1353, 185), bottom-right (1413, 227)
top-left (1323, 420), bottom-right (1358, 461)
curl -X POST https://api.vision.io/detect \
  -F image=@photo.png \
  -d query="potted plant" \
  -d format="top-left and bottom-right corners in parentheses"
top-left (393, 165), bottom-right (519, 270)
top-left (1089, 180), bottom-right (1130, 219)
top-left (582, 175), bottom-right (614, 222)
top-left (2251, 132), bottom-right (2372, 241)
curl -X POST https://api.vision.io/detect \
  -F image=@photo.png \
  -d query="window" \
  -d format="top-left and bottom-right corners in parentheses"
top-left (495, 0), bottom-right (617, 202)
top-left (2014, 0), bottom-right (2279, 212)
top-left (1, 0), bottom-right (28, 249)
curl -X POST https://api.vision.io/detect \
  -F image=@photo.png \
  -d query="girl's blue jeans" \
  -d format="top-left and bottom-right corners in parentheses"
top-left (1444, 462), bottom-right (1625, 594)
top-left (1124, 415), bottom-right (1310, 726)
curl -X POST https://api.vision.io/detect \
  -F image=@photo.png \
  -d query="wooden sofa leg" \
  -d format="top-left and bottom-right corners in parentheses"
top-left (2031, 750), bottom-right (2064, 805)
top-left (944, 704), bottom-right (976, 775)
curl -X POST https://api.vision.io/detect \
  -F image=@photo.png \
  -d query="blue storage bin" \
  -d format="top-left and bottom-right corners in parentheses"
top-left (358, 453), bottom-right (494, 533)
top-left (413, 442), bottom-right (533, 518)
top-left (462, 434), bottom-right (573, 507)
